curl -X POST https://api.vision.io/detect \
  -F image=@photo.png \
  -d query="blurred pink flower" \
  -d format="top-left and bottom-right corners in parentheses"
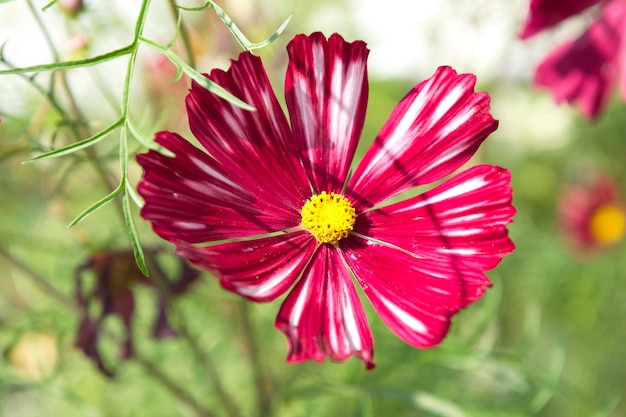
top-left (137, 33), bottom-right (516, 368)
top-left (559, 175), bottom-right (626, 250)
top-left (520, 0), bottom-right (626, 118)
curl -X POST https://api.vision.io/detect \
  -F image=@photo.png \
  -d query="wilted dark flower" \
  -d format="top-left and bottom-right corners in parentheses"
top-left (74, 247), bottom-right (199, 377)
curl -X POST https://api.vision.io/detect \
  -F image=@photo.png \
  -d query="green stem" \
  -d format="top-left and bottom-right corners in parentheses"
top-left (239, 300), bottom-right (274, 417)
top-left (167, 0), bottom-right (196, 68)
top-left (133, 355), bottom-right (217, 417)
top-left (0, 246), bottom-right (82, 313)
top-left (149, 259), bottom-right (243, 417)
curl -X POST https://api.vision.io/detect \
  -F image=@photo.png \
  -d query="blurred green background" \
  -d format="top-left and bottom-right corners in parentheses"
top-left (1, 0), bottom-right (625, 416)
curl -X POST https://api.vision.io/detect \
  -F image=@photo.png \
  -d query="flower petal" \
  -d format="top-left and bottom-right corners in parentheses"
top-left (340, 237), bottom-right (491, 348)
top-left (356, 165), bottom-right (515, 270)
top-left (138, 132), bottom-right (302, 243)
top-left (176, 231), bottom-right (315, 302)
top-left (275, 244), bottom-right (375, 368)
top-left (533, 3), bottom-right (624, 119)
top-left (346, 66), bottom-right (498, 210)
top-left (186, 51), bottom-right (310, 205)
top-left (519, 0), bottom-right (603, 39)
top-left (285, 32), bottom-right (369, 193)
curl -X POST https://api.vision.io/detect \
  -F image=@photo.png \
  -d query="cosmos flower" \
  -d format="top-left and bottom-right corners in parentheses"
top-left (519, 0), bottom-right (626, 118)
top-left (558, 175), bottom-right (626, 251)
top-left (137, 32), bottom-right (515, 368)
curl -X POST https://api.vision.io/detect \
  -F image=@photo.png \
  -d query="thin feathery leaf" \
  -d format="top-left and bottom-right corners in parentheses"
top-left (41, 0), bottom-right (59, 10)
top-left (139, 37), bottom-right (255, 111)
top-left (0, 45), bottom-right (134, 75)
top-left (68, 184), bottom-right (123, 227)
top-left (176, 0), bottom-right (290, 51)
top-left (123, 191), bottom-right (148, 275)
top-left (126, 119), bottom-right (165, 152)
top-left (245, 15), bottom-right (292, 50)
top-left (23, 119), bottom-right (124, 163)
top-left (125, 178), bottom-right (144, 208)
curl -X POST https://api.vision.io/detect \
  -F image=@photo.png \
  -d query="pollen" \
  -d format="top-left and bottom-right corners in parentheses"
top-left (301, 191), bottom-right (357, 244)
top-left (589, 204), bottom-right (626, 246)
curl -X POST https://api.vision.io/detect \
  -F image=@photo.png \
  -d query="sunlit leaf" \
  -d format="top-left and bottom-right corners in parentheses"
top-left (412, 391), bottom-right (469, 417)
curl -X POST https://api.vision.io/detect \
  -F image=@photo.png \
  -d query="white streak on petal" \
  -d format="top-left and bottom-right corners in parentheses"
top-left (379, 292), bottom-right (428, 335)
top-left (289, 277), bottom-right (311, 330)
top-left (432, 83), bottom-right (466, 123)
top-left (237, 261), bottom-right (302, 298)
top-left (343, 294), bottom-right (362, 351)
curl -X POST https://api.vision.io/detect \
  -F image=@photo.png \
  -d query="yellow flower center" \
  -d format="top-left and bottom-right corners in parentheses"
top-left (301, 191), bottom-right (357, 244)
top-left (589, 204), bottom-right (626, 246)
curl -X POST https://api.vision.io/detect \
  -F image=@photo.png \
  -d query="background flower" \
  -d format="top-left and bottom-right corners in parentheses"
top-left (520, 0), bottom-right (626, 118)
top-left (558, 174), bottom-right (626, 252)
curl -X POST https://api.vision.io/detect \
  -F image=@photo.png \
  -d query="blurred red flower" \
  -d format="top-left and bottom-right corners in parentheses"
top-left (558, 175), bottom-right (626, 251)
top-left (520, 0), bottom-right (626, 118)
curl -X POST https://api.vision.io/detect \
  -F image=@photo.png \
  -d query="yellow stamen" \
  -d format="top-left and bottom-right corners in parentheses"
top-left (301, 191), bottom-right (357, 244)
top-left (589, 204), bottom-right (626, 246)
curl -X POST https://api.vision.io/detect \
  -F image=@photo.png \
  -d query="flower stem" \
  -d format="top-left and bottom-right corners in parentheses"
top-left (0, 246), bottom-right (81, 312)
top-left (149, 259), bottom-right (243, 417)
top-left (133, 355), bottom-right (216, 417)
top-left (238, 300), bottom-right (274, 417)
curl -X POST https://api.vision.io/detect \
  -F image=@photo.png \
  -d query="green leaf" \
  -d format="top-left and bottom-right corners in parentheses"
top-left (139, 37), bottom-right (255, 111)
top-left (68, 184), bottom-right (123, 227)
top-left (0, 0), bottom-right (17, 3)
top-left (23, 118), bottom-right (123, 163)
top-left (0, 45), bottom-right (134, 75)
top-left (123, 190), bottom-right (148, 276)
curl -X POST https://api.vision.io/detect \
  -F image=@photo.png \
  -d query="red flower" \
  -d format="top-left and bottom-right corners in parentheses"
top-left (558, 176), bottom-right (626, 250)
top-left (520, 0), bottom-right (626, 118)
top-left (137, 33), bottom-right (515, 368)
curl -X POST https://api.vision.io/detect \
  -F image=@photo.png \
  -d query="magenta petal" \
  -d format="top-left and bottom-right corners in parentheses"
top-left (176, 231), bottom-right (315, 302)
top-left (533, 2), bottom-right (625, 118)
top-left (186, 51), bottom-right (310, 205)
top-left (137, 132), bottom-right (301, 243)
top-left (341, 237), bottom-right (491, 348)
top-left (357, 165), bottom-right (515, 270)
top-left (275, 244), bottom-right (375, 368)
top-left (519, 0), bottom-right (603, 39)
top-left (285, 32), bottom-right (369, 193)
top-left (346, 66), bottom-right (498, 210)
